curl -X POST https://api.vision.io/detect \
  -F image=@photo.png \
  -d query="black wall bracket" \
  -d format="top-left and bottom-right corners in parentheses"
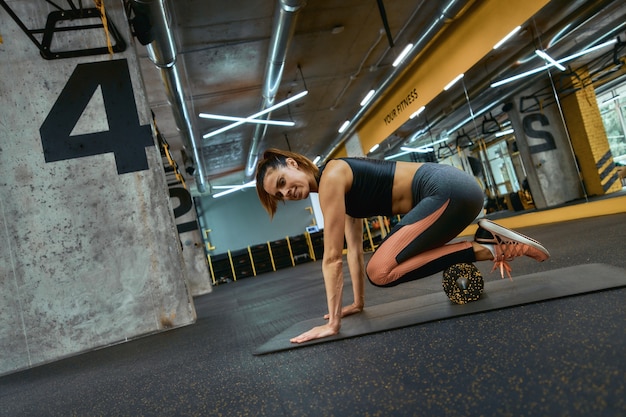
top-left (0, 1), bottom-right (126, 60)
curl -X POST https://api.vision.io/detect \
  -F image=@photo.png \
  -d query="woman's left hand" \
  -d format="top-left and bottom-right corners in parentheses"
top-left (290, 323), bottom-right (339, 344)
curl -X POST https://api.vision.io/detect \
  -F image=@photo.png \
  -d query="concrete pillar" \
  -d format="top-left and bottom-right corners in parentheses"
top-left (167, 149), bottom-right (213, 296)
top-left (345, 133), bottom-right (366, 157)
top-left (506, 76), bottom-right (584, 209)
top-left (559, 67), bottom-right (623, 195)
top-left (0, 0), bottom-right (195, 376)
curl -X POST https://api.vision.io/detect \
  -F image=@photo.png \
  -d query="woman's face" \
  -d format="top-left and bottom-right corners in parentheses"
top-left (262, 158), bottom-right (312, 201)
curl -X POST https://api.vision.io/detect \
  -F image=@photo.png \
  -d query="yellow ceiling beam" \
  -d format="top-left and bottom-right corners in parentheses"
top-left (356, 0), bottom-right (550, 154)
top-left (330, 144), bottom-right (348, 159)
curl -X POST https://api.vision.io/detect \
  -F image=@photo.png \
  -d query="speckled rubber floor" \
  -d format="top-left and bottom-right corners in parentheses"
top-left (255, 263), bottom-right (626, 355)
top-left (2, 214), bottom-right (626, 417)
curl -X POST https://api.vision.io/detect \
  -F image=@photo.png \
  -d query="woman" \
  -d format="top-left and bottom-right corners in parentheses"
top-left (256, 148), bottom-right (549, 344)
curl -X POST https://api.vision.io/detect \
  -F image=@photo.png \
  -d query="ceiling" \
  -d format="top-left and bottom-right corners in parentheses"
top-left (134, 0), bottom-right (626, 195)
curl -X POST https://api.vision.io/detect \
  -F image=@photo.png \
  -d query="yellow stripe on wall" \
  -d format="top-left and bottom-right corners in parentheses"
top-left (356, 0), bottom-right (550, 153)
top-left (459, 195), bottom-right (626, 237)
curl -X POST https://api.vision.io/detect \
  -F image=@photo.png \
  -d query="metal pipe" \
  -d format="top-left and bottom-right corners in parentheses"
top-left (387, 0), bottom-right (620, 155)
top-left (244, 0), bottom-right (306, 180)
top-left (132, 0), bottom-right (208, 192)
top-left (324, 0), bottom-right (472, 160)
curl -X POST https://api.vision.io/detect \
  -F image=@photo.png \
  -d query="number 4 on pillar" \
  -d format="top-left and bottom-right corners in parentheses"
top-left (39, 59), bottom-right (153, 175)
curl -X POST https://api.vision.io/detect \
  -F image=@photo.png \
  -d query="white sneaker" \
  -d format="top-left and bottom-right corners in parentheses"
top-left (475, 219), bottom-right (550, 279)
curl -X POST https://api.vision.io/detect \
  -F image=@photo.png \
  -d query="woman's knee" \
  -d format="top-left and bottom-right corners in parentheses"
top-left (365, 261), bottom-right (379, 285)
top-left (366, 270), bottom-right (388, 287)
top-left (366, 256), bottom-right (393, 287)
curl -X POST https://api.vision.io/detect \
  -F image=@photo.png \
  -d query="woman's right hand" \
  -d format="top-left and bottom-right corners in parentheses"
top-left (324, 303), bottom-right (363, 319)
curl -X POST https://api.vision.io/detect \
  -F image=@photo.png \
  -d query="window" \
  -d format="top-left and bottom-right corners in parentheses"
top-left (485, 139), bottom-right (520, 195)
top-left (598, 83), bottom-right (626, 165)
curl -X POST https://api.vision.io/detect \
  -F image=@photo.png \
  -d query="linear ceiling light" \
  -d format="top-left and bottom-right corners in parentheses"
top-left (444, 73), bottom-right (464, 91)
top-left (369, 144), bottom-right (380, 153)
top-left (388, 137), bottom-right (451, 160)
top-left (392, 43), bottom-right (414, 67)
top-left (495, 128), bottom-right (515, 137)
top-left (199, 113), bottom-right (295, 126)
top-left (427, 137), bottom-right (449, 147)
top-left (202, 90), bottom-right (308, 139)
top-left (211, 183), bottom-right (256, 190)
top-left (212, 181), bottom-right (256, 198)
top-left (384, 151), bottom-right (411, 160)
top-left (561, 38), bottom-right (618, 61)
top-left (491, 38), bottom-right (617, 88)
top-left (338, 120), bottom-right (350, 133)
top-left (535, 49), bottom-right (566, 71)
top-left (401, 146), bottom-right (433, 153)
top-left (410, 106), bottom-right (425, 119)
top-left (360, 89), bottom-right (376, 106)
top-left (490, 65), bottom-right (550, 87)
top-left (493, 26), bottom-right (522, 50)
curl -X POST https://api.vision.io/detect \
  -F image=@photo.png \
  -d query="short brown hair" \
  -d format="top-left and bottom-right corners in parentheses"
top-left (255, 148), bottom-right (319, 218)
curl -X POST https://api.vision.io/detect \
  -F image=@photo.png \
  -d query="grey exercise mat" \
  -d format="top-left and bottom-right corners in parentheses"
top-left (254, 263), bottom-right (626, 355)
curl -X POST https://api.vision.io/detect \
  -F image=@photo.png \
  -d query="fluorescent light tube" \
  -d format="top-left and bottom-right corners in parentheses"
top-left (491, 39), bottom-right (617, 88)
top-left (384, 151), bottom-right (411, 160)
top-left (444, 74), bottom-right (464, 91)
top-left (410, 106), bottom-right (425, 119)
top-left (199, 113), bottom-right (295, 126)
top-left (493, 26), bottom-right (522, 50)
top-left (392, 43), bottom-right (414, 67)
top-left (535, 50), bottom-right (566, 71)
top-left (212, 181), bottom-right (256, 190)
top-left (369, 144), bottom-right (380, 153)
top-left (338, 120), bottom-right (350, 133)
top-left (491, 65), bottom-right (549, 87)
top-left (360, 90), bottom-right (375, 106)
top-left (401, 146), bottom-right (433, 153)
top-left (561, 38), bottom-right (617, 61)
top-left (495, 128), bottom-right (514, 137)
top-left (203, 90), bottom-right (308, 139)
top-left (212, 181), bottom-right (256, 198)
top-left (212, 188), bottom-right (242, 198)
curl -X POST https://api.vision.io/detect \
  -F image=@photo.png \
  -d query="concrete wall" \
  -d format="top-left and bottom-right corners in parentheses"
top-left (0, 0), bottom-right (195, 376)
top-left (195, 188), bottom-right (316, 255)
top-left (507, 77), bottom-right (584, 209)
top-left (165, 148), bottom-right (213, 296)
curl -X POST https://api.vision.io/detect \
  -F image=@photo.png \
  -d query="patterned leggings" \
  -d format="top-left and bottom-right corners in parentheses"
top-left (366, 163), bottom-right (484, 287)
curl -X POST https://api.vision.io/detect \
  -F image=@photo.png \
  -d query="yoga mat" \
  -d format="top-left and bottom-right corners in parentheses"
top-left (254, 263), bottom-right (626, 355)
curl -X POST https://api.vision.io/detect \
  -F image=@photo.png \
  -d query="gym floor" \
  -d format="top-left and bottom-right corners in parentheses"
top-left (1, 209), bottom-right (625, 416)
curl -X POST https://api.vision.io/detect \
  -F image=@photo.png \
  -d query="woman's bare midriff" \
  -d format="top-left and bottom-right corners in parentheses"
top-left (391, 161), bottom-right (424, 215)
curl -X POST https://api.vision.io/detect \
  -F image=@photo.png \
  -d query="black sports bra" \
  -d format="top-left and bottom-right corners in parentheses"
top-left (319, 158), bottom-right (395, 218)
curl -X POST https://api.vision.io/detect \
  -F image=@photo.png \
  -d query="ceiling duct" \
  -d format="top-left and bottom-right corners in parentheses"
top-left (131, 0), bottom-right (208, 192)
top-left (244, 0), bottom-right (306, 180)
top-left (388, 0), bottom-right (622, 155)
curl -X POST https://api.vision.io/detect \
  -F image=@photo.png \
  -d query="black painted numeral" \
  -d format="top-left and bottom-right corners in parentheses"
top-left (40, 59), bottom-right (153, 174)
top-left (169, 187), bottom-right (199, 234)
